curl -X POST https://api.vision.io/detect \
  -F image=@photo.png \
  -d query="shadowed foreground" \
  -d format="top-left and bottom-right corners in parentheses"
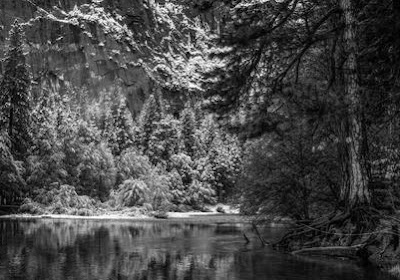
top-left (0, 219), bottom-right (396, 280)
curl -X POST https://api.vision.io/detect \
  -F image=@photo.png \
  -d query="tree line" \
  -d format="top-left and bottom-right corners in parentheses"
top-left (0, 20), bottom-right (241, 214)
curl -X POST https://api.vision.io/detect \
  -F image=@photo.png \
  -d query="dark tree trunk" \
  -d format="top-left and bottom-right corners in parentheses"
top-left (338, 0), bottom-right (370, 209)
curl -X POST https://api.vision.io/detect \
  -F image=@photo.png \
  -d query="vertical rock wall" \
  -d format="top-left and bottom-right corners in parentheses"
top-left (0, 0), bottom-right (156, 117)
top-left (0, 0), bottom-right (223, 117)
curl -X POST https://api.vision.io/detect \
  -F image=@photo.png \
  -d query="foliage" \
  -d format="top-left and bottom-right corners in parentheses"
top-left (111, 179), bottom-right (149, 207)
top-left (28, 93), bottom-right (81, 190)
top-left (77, 142), bottom-right (117, 201)
top-left (170, 153), bottom-right (199, 186)
top-left (102, 96), bottom-right (135, 155)
top-left (196, 114), bottom-right (218, 158)
top-left (166, 169), bottom-right (186, 206)
top-left (19, 184), bottom-right (96, 215)
top-left (180, 104), bottom-right (198, 158)
top-left (111, 147), bottom-right (174, 210)
top-left (0, 20), bottom-right (31, 159)
top-left (18, 198), bottom-right (45, 215)
top-left (388, 264), bottom-right (400, 278)
top-left (111, 169), bottom-right (172, 211)
top-left (168, 152), bottom-right (218, 208)
top-left (137, 92), bottom-right (164, 155)
top-left (142, 169), bottom-right (173, 211)
top-left (239, 125), bottom-right (339, 219)
top-left (186, 179), bottom-right (216, 209)
top-left (0, 132), bottom-right (25, 204)
top-left (26, 152), bottom-right (67, 191)
top-left (28, 89), bottom-right (118, 204)
top-left (206, 132), bottom-right (242, 201)
top-left (205, 0), bottom-right (400, 214)
top-left (116, 148), bottom-right (152, 184)
top-left (23, 80), bottom-right (240, 213)
top-left (147, 114), bottom-right (180, 165)
top-left (2, 6), bottom-right (242, 213)
top-left (35, 184), bottom-right (95, 209)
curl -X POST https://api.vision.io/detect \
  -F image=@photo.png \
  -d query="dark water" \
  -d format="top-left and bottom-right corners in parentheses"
top-left (0, 218), bottom-right (396, 280)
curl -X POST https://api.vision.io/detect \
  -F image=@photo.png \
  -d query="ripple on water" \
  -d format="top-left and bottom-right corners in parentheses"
top-left (0, 219), bottom-right (396, 280)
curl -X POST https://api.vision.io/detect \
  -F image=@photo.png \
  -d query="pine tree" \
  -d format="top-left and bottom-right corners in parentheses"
top-left (107, 97), bottom-right (134, 155)
top-left (180, 103), bottom-right (197, 158)
top-left (0, 132), bottom-right (25, 205)
top-left (0, 20), bottom-right (31, 159)
top-left (138, 91), bottom-right (164, 154)
top-left (197, 114), bottom-right (218, 158)
top-left (148, 114), bottom-right (180, 165)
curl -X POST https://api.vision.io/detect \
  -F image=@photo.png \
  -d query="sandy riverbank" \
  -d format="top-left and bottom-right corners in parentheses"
top-left (0, 204), bottom-right (248, 223)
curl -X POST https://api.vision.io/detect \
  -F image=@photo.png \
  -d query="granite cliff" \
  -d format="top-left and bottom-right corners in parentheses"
top-left (0, 0), bottom-right (226, 116)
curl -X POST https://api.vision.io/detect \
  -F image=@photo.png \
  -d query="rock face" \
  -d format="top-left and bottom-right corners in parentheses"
top-left (0, 0), bottom-right (223, 117)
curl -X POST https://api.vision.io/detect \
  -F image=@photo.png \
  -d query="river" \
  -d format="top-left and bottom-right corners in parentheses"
top-left (0, 218), bottom-right (396, 280)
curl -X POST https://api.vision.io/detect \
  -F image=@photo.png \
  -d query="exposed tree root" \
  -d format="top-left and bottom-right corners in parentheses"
top-left (274, 207), bottom-right (400, 264)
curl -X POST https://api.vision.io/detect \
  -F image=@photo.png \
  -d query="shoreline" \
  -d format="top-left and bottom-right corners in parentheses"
top-left (0, 211), bottom-right (250, 223)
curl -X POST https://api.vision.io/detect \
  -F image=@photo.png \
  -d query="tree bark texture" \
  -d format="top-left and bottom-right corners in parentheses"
top-left (338, 0), bottom-right (370, 208)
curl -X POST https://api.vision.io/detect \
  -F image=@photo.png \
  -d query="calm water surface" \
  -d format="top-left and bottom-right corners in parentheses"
top-left (0, 218), bottom-right (396, 280)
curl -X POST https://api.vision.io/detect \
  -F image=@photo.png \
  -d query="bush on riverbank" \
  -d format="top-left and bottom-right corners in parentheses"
top-left (19, 184), bottom-right (98, 215)
top-left (19, 199), bottom-right (45, 215)
top-left (18, 181), bottom-right (217, 216)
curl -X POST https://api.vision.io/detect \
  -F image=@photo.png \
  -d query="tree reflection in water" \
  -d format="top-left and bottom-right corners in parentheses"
top-left (0, 219), bottom-right (395, 280)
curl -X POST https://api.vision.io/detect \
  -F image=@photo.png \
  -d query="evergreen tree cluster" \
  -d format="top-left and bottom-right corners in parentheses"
top-left (23, 87), bottom-right (241, 213)
top-left (0, 20), bottom-right (30, 205)
top-left (0, 20), bottom-right (241, 212)
top-left (0, 19), bottom-right (241, 213)
top-left (0, 20), bottom-right (31, 159)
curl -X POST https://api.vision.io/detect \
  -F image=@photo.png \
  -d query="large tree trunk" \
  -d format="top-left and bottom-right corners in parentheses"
top-left (338, 0), bottom-right (370, 209)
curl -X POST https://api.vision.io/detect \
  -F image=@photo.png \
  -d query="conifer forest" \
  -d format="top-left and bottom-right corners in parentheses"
top-left (2, 0), bottom-right (400, 279)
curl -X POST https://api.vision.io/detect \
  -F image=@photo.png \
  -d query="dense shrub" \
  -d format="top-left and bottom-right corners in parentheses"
top-left (111, 179), bottom-right (149, 207)
top-left (77, 142), bottom-right (117, 201)
top-left (167, 169), bottom-right (186, 205)
top-left (34, 184), bottom-right (96, 208)
top-left (186, 179), bottom-right (216, 209)
top-left (170, 153), bottom-right (199, 185)
top-left (111, 168), bottom-right (173, 211)
top-left (19, 198), bottom-right (44, 215)
top-left (147, 115), bottom-right (180, 165)
top-left (19, 184), bottom-right (97, 215)
top-left (26, 152), bottom-right (67, 191)
top-left (116, 148), bottom-right (152, 184)
top-left (142, 170), bottom-right (173, 211)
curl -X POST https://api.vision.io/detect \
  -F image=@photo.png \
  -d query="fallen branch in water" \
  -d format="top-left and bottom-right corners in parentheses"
top-left (252, 223), bottom-right (269, 246)
top-left (243, 232), bottom-right (250, 243)
top-left (291, 244), bottom-right (366, 259)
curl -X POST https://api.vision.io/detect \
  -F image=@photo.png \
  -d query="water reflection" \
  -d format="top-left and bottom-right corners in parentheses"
top-left (0, 219), bottom-right (395, 280)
